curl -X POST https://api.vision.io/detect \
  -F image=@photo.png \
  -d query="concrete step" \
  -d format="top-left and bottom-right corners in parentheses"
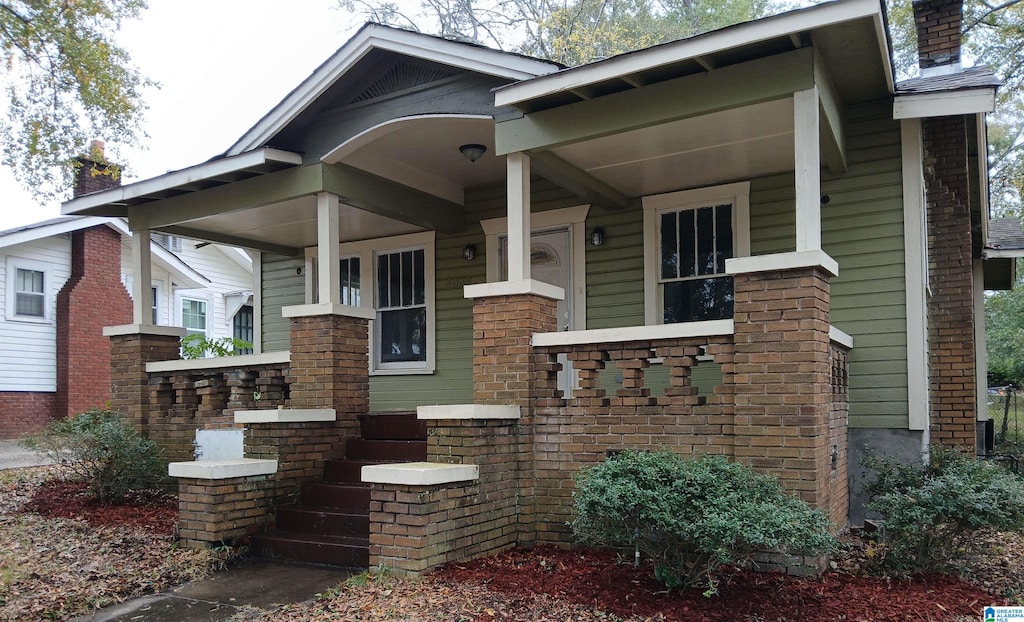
top-left (276, 506), bottom-right (369, 538)
top-left (345, 439), bottom-right (427, 462)
top-left (249, 532), bottom-right (368, 567)
top-left (300, 482), bottom-right (371, 509)
top-left (359, 412), bottom-right (427, 440)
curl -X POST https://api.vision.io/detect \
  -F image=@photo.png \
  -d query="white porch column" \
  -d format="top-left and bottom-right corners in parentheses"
top-left (317, 192), bottom-right (341, 305)
top-left (131, 227), bottom-right (153, 325)
top-left (507, 152), bottom-right (531, 282)
top-left (794, 87), bottom-right (822, 252)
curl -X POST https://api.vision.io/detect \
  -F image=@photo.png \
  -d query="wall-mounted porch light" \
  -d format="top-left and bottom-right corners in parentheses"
top-left (459, 144), bottom-right (487, 163)
top-left (463, 244), bottom-right (477, 260)
top-left (590, 227), bottom-right (605, 247)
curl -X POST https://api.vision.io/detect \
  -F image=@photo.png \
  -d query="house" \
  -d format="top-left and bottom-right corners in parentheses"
top-left (59, 0), bottom-right (1001, 572)
top-left (0, 151), bottom-right (256, 438)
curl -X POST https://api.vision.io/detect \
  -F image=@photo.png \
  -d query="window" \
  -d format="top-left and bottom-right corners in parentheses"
top-left (151, 286), bottom-right (159, 325)
top-left (180, 298), bottom-right (208, 336)
top-left (233, 305), bottom-right (254, 354)
top-left (304, 231), bottom-right (435, 374)
top-left (642, 183), bottom-right (750, 325)
top-left (376, 249), bottom-right (425, 365)
top-left (15, 268), bottom-right (45, 318)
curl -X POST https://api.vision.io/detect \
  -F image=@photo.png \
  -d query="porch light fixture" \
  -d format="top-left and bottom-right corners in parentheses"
top-left (590, 227), bottom-right (605, 247)
top-left (459, 144), bottom-right (487, 163)
top-left (463, 244), bottom-right (477, 260)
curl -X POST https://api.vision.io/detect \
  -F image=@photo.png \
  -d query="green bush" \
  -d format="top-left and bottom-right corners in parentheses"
top-left (23, 409), bottom-right (164, 504)
top-left (180, 333), bottom-right (252, 359)
top-left (865, 448), bottom-right (1024, 574)
top-left (571, 450), bottom-right (837, 592)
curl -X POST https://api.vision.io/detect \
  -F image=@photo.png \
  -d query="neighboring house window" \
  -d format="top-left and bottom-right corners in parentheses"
top-left (151, 286), bottom-right (159, 325)
top-left (15, 268), bottom-right (45, 318)
top-left (167, 235), bottom-right (182, 252)
top-left (305, 231), bottom-right (435, 374)
top-left (376, 248), bottom-right (425, 366)
top-left (180, 297), bottom-right (208, 336)
top-left (233, 305), bottom-right (254, 354)
top-left (642, 182), bottom-right (750, 325)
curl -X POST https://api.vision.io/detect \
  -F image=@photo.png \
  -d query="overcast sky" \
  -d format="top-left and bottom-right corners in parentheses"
top-left (0, 0), bottom-right (364, 230)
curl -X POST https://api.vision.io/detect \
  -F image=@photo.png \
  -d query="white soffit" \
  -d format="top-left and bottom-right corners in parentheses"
top-left (494, 0), bottom-right (888, 108)
top-left (229, 25), bottom-right (559, 156)
top-left (893, 89), bottom-right (997, 119)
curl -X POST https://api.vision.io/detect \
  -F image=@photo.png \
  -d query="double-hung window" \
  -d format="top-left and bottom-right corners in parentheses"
top-left (305, 231), bottom-right (435, 374)
top-left (6, 259), bottom-right (50, 322)
top-left (180, 297), bottom-right (208, 336)
top-left (643, 182), bottom-right (750, 325)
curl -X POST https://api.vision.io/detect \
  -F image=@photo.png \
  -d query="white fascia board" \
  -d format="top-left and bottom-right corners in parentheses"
top-left (61, 148), bottom-right (302, 215)
top-left (106, 219), bottom-right (209, 288)
top-left (230, 26), bottom-right (559, 156)
top-left (0, 216), bottom-right (112, 248)
top-left (495, 0), bottom-right (885, 107)
top-left (983, 248), bottom-right (1024, 259)
top-left (893, 89), bottom-right (996, 119)
top-left (829, 326), bottom-right (854, 349)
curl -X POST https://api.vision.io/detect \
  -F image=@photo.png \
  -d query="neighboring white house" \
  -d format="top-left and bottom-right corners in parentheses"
top-left (0, 215), bottom-right (255, 438)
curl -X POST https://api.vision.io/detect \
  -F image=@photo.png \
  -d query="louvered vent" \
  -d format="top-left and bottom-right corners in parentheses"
top-left (349, 62), bottom-right (455, 104)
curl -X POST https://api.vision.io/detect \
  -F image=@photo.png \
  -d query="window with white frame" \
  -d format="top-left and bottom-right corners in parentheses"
top-left (6, 259), bottom-right (51, 322)
top-left (305, 231), bottom-right (435, 374)
top-left (642, 182), bottom-right (750, 325)
top-left (180, 297), bottom-right (208, 336)
top-left (151, 286), bottom-right (160, 325)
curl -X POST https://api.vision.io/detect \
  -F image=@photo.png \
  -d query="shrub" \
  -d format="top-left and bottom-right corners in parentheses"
top-left (180, 334), bottom-right (252, 359)
top-left (23, 409), bottom-right (164, 504)
top-left (571, 450), bottom-right (837, 592)
top-left (865, 447), bottom-right (1024, 574)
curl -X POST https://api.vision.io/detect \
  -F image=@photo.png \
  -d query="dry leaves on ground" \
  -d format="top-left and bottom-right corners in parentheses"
top-left (0, 466), bottom-right (229, 622)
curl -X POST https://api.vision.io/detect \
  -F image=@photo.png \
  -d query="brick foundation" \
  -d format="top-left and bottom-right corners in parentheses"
top-left (0, 392), bottom-right (58, 438)
top-left (924, 115), bottom-right (977, 451)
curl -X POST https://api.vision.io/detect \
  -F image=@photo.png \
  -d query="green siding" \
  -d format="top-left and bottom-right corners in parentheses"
top-left (260, 253), bottom-right (304, 352)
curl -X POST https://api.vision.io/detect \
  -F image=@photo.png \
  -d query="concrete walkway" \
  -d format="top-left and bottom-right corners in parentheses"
top-left (0, 439), bottom-right (54, 470)
top-left (70, 560), bottom-right (353, 621)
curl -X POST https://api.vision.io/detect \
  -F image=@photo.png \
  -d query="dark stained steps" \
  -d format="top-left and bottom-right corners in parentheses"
top-left (249, 412), bottom-right (426, 567)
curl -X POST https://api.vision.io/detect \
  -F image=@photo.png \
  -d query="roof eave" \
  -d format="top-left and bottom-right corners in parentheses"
top-left (893, 88), bottom-right (997, 119)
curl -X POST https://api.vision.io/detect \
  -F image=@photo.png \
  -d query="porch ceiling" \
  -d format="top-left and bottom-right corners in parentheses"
top-left (551, 99), bottom-right (795, 197)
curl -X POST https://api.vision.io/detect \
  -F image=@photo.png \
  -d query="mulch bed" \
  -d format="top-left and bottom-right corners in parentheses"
top-left (21, 478), bottom-right (178, 535)
top-left (435, 545), bottom-right (1006, 622)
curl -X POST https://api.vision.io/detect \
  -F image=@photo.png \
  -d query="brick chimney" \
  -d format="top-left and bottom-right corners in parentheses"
top-left (55, 140), bottom-right (134, 417)
top-left (912, 0), bottom-right (963, 72)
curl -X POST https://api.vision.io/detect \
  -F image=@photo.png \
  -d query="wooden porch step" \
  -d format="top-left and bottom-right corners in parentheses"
top-left (300, 481), bottom-right (370, 509)
top-left (359, 412), bottom-right (427, 440)
top-left (345, 439), bottom-right (427, 462)
top-left (276, 505), bottom-right (369, 538)
top-left (322, 460), bottom-right (386, 485)
top-left (249, 532), bottom-right (369, 567)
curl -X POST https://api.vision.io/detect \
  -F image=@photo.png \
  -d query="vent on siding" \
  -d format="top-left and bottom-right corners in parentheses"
top-left (348, 62), bottom-right (455, 104)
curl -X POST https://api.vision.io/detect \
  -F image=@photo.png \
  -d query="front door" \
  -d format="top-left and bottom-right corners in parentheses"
top-left (500, 228), bottom-right (573, 392)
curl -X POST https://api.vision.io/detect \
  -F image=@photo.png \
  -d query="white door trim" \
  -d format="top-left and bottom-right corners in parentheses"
top-left (480, 204), bottom-right (590, 330)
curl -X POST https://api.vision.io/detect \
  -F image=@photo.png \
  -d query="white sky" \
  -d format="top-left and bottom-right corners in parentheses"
top-left (0, 0), bottom-right (368, 230)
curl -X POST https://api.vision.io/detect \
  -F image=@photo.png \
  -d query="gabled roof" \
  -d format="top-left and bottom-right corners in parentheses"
top-left (986, 217), bottom-right (1024, 257)
top-left (226, 23), bottom-right (561, 156)
top-left (0, 215), bottom-right (210, 288)
top-left (493, 0), bottom-right (893, 113)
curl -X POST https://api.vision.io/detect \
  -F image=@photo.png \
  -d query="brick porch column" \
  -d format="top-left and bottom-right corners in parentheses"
top-left (727, 251), bottom-right (842, 524)
top-left (104, 325), bottom-right (186, 435)
top-left (282, 304), bottom-right (373, 441)
top-left (464, 281), bottom-right (561, 546)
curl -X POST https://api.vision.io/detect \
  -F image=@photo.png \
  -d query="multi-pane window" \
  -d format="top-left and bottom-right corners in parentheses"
top-left (376, 248), bottom-right (425, 364)
top-left (14, 268), bottom-right (45, 318)
top-left (340, 256), bottom-right (360, 306)
top-left (181, 298), bottom-right (207, 336)
top-left (152, 286), bottom-right (159, 325)
top-left (658, 204), bottom-right (734, 323)
top-left (233, 305), bottom-right (254, 354)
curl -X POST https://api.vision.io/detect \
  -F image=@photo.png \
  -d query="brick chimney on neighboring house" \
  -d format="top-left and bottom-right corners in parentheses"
top-left (55, 140), bottom-right (134, 417)
top-left (913, 0), bottom-right (978, 450)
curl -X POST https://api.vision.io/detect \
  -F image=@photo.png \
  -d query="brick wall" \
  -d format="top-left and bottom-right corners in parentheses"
top-left (177, 475), bottom-right (276, 548)
top-left (246, 421), bottom-right (347, 506)
top-left (829, 343), bottom-right (850, 529)
top-left (0, 392), bottom-right (57, 439)
top-left (56, 226), bottom-right (133, 417)
top-left (109, 332), bottom-right (183, 434)
top-left (924, 115), bottom-right (977, 451)
top-left (369, 418), bottom-right (519, 575)
top-left (913, 0), bottom-right (963, 69)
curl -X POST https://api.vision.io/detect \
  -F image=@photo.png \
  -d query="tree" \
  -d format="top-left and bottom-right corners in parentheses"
top-left (340, 0), bottom-right (784, 67)
top-left (0, 0), bottom-right (151, 202)
top-left (986, 261), bottom-right (1024, 386)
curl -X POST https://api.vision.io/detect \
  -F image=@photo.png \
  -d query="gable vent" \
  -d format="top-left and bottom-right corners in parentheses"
top-left (349, 62), bottom-right (456, 104)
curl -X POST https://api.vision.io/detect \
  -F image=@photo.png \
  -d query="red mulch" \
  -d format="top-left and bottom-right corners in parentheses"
top-left (435, 546), bottom-right (1006, 622)
top-left (21, 479), bottom-right (178, 535)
